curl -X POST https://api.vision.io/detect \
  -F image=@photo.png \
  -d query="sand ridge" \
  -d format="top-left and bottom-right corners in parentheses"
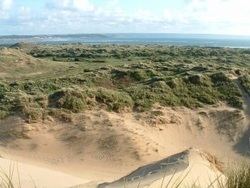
top-left (97, 148), bottom-right (226, 188)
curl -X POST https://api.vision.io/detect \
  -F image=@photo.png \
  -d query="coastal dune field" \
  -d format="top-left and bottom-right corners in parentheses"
top-left (0, 44), bottom-right (249, 187)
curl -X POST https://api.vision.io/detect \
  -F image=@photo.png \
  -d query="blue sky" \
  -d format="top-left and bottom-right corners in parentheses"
top-left (0, 0), bottom-right (250, 35)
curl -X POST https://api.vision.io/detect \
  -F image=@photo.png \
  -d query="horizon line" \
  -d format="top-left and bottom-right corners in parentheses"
top-left (1, 32), bottom-right (250, 38)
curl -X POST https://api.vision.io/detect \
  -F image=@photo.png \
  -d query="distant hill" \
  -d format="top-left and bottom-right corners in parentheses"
top-left (0, 34), bottom-right (107, 39)
top-left (10, 42), bottom-right (36, 49)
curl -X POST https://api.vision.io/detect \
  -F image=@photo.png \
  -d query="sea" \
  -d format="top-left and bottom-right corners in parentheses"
top-left (1, 33), bottom-right (250, 48)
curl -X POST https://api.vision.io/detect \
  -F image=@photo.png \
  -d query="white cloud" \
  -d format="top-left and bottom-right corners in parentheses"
top-left (0, 0), bottom-right (13, 19)
top-left (1, 0), bottom-right (12, 10)
top-left (162, 0), bottom-right (250, 34)
top-left (73, 0), bottom-right (94, 11)
top-left (133, 9), bottom-right (159, 23)
top-left (186, 0), bottom-right (250, 23)
top-left (51, 0), bottom-right (95, 12)
top-left (2, 0), bottom-right (250, 35)
top-left (18, 6), bottom-right (31, 20)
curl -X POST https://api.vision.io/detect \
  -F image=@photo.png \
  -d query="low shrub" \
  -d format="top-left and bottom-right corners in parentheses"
top-left (49, 88), bottom-right (89, 113)
top-left (0, 82), bottom-right (8, 100)
top-left (239, 75), bottom-right (250, 95)
top-left (129, 69), bottom-right (160, 82)
top-left (210, 73), bottom-right (243, 108)
top-left (0, 110), bottom-right (8, 119)
top-left (95, 88), bottom-right (133, 112)
top-left (12, 91), bottom-right (44, 122)
top-left (210, 72), bottom-right (230, 83)
top-left (22, 106), bottom-right (44, 123)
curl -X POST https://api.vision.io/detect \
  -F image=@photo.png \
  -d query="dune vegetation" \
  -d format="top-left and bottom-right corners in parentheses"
top-left (0, 44), bottom-right (250, 123)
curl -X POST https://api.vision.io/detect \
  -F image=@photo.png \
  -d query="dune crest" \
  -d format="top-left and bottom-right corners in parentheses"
top-left (97, 148), bottom-right (225, 188)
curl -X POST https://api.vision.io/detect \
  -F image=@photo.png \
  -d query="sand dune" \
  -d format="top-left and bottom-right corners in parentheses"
top-left (0, 157), bottom-right (88, 188)
top-left (0, 104), bottom-right (249, 187)
top-left (98, 148), bottom-right (225, 188)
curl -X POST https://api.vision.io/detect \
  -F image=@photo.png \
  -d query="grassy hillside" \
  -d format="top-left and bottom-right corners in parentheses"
top-left (0, 44), bottom-right (250, 122)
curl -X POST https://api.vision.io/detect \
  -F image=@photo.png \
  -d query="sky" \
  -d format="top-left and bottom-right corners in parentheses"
top-left (0, 0), bottom-right (250, 35)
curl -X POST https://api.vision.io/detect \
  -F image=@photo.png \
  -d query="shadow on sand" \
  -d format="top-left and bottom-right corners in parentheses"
top-left (233, 79), bottom-right (250, 156)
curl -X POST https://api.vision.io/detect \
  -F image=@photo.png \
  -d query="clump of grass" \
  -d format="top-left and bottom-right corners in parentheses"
top-left (210, 72), bottom-right (243, 109)
top-left (11, 91), bottom-right (44, 123)
top-left (210, 72), bottom-right (230, 83)
top-left (129, 69), bottom-right (148, 81)
top-left (95, 88), bottom-right (133, 112)
top-left (0, 161), bottom-right (27, 188)
top-left (49, 87), bottom-right (92, 113)
top-left (0, 82), bottom-right (8, 100)
top-left (226, 164), bottom-right (250, 188)
top-left (239, 75), bottom-right (250, 95)
top-left (22, 107), bottom-right (44, 123)
top-left (126, 85), bottom-right (155, 111)
top-left (0, 110), bottom-right (8, 119)
top-left (185, 74), bottom-right (207, 85)
top-left (0, 83), bottom-right (10, 119)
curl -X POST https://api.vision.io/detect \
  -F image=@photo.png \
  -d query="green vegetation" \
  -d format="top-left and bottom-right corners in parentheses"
top-left (227, 164), bottom-right (250, 188)
top-left (49, 87), bottom-right (90, 113)
top-left (95, 88), bottom-right (133, 112)
top-left (239, 75), bottom-right (250, 95)
top-left (0, 44), bottom-right (249, 121)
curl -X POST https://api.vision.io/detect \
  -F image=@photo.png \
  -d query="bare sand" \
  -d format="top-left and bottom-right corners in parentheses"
top-left (0, 158), bottom-right (88, 188)
top-left (0, 104), bottom-right (249, 187)
top-left (98, 148), bottom-right (226, 188)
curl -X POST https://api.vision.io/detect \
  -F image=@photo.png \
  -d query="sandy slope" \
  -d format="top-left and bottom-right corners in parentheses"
top-left (0, 104), bottom-right (249, 187)
top-left (234, 78), bottom-right (250, 154)
top-left (98, 148), bottom-right (225, 188)
top-left (0, 158), bottom-right (88, 188)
